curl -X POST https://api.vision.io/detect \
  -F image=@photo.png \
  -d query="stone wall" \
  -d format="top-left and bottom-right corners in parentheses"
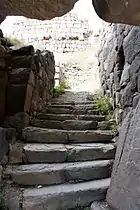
top-left (0, 31), bottom-right (55, 131)
top-left (1, 11), bottom-right (92, 53)
top-left (99, 23), bottom-right (140, 210)
top-left (98, 23), bottom-right (140, 123)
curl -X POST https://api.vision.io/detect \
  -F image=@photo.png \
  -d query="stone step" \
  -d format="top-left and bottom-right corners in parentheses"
top-left (31, 119), bottom-right (98, 130)
top-left (37, 113), bottom-right (106, 122)
top-left (98, 121), bottom-right (116, 130)
top-left (45, 107), bottom-right (99, 115)
top-left (50, 101), bottom-right (96, 105)
top-left (23, 127), bottom-right (113, 143)
top-left (47, 104), bottom-right (97, 109)
top-left (23, 178), bottom-right (110, 210)
top-left (23, 143), bottom-right (116, 163)
top-left (6, 160), bottom-right (113, 186)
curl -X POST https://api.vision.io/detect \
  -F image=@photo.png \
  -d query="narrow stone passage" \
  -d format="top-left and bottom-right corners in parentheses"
top-left (5, 91), bottom-right (115, 210)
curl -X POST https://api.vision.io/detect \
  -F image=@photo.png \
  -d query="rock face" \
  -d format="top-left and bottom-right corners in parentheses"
top-left (0, 0), bottom-right (78, 23)
top-left (107, 100), bottom-right (140, 210)
top-left (98, 24), bottom-right (140, 123)
top-left (98, 18), bottom-right (140, 210)
top-left (1, 0), bottom-right (140, 26)
top-left (92, 0), bottom-right (140, 25)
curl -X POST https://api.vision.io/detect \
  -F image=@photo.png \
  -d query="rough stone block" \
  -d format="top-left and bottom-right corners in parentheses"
top-left (9, 45), bottom-right (34, 57)
top-left (0, 71), bottom-right (7, 122)
top-left (0, 165), bottom-right (3, 182)
top-left (107, 101), bottom-right (140, 210)
top-left (9, 143), bottom-right (23, 164)
top-left (0, 58), bottom-right (6, 69)
top-left (0, 127), bottom-right (8, 162)
top-left (23, 144), bottom-right (67, 163)
top-left (123, 27), bottom-right (140, 64)
top-left (4, 128), bottom-right (16, 143)
top-left (7, 55), bottom-right (36, 70)
top-left (7, 84), bottom-right (27, 115)
top-left (24, 84), bottom-right (34, 113)
top-left (23, 127), bottom-right (68, 143)
top-left (120, 82), bottom-right (133, 108)
top-left (9, 68), bottom-right (32, 85)
top-left (5, 112), bottom-right (29, 133)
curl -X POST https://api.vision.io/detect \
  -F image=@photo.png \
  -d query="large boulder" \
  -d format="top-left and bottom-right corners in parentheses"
top-left (92, 0), bottom-right (140, 25)
top-left (107, 99), bottom-right (140, 210)
top-left (1, 0), bottom-right (140, 25)
top-left (0, 0), bottom-right (78, 23)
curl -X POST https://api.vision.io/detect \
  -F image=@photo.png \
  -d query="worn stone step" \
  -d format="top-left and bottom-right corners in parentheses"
top-left (98, 121), bottom-right (116, 130)
top-left (50, 101), bottom-right (96, 105)
top-left (31, 119), bottom-right (98, 130)
top-left (37, 113), bottom-right (106, 122)
top-left (45, 108), bottom-right (99, 115)
top-left (23, 127), bottom-right (113, 143)
top-left (68, 130), bottom-right (113, 143)
top-left (23, 127), bottom-right (68, 143)
top-left (23, 178), bottom-right (110, 210)
top-left (48, 104), bottom-right (97, 109)
top-left (23, 143), bottom-right (116, 163)
top-left (6, 160), bottom-right (113, 186)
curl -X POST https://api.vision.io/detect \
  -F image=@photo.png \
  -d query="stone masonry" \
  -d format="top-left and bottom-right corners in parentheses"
top-left (98, 24), bottom-right (140, 123)
top-left (0, 29), bottom-right (55, 131)
top-left (98, 23), bottom-right (140, 210)
top-left (5, 48), bottom-right (55, 131)
top-left (1, 11), bottom-right (92, 53)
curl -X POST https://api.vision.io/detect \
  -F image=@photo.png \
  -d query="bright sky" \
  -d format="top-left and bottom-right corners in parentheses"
top-left (73, 0), bottom-right (104, 30)
top-left (74, 0), bottom-right (95, 18)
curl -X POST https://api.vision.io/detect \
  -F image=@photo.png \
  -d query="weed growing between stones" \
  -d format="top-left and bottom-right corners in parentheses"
top-left (89, 90), bottom-right (118, 134)
top-left (96, 95), bottom-right (111, 116)
top-left (54, 85), bottom-right (65, 95)
top-left (54, 79), bottom-right (70, 97)
top-left (60, 80), bottom-right (70, 89)
top-left (110, 124), bottom-right (117, 133)
top-left (90, 90), bottom-right (113, 117)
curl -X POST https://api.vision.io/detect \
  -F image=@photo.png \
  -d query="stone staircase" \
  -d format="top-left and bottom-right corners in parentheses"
top-left (5, 94), bottom-right (116, 210)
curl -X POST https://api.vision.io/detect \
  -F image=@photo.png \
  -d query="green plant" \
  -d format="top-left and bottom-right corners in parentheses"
top-left (54, 86), bottom-right (65, 94)
top-left (60, 79), bottom-right (70, 89)
top-left (94, 91), bottom-right (112, 117)
top-left (110, 124), bottom-right (117, 133)
top-left (96, 95), bottom-right (112, 116)
top-left (53, 78), bottom-right (70, 97)
top-left (0, 186), bottom-right (7, 210)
